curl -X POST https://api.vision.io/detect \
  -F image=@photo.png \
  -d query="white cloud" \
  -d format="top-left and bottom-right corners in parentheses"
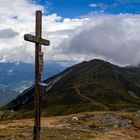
top-left (89, 3), bottom-right (107, 10)
top-left (0, 0), bottom-right (140, 66)
top-left (89, 3), bottom-right (98, 8)
top-left (0, 0), bottom-right (87, 63)
top-left (0, 28), bottom-right (19, 39)
top-left (58, 14), bottom-right (140, 66)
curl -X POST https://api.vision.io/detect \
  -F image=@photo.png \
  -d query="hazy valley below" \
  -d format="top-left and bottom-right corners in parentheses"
top-left (0, 61), bottom-right (66, 107)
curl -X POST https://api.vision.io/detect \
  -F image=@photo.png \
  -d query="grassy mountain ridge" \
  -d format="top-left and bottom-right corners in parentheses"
top-left (1, 59), bottom-right (140, 118)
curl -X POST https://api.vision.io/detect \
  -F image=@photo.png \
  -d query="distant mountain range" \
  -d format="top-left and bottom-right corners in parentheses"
top-left (2, 59), bottom-right (140, 118)
top-left (0, 61), bottom-right (66, 107)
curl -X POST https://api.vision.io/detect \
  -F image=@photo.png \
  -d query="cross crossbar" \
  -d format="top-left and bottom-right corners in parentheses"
top-left (24, 34), bottom-right (50, 46)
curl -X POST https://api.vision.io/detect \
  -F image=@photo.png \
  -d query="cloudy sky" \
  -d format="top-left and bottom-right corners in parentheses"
top-left (0, 0), bottom-right (140, 66)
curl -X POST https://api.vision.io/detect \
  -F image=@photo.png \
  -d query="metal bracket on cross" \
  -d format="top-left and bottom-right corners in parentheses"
top-left (39, 82), bottom-right (47, 94)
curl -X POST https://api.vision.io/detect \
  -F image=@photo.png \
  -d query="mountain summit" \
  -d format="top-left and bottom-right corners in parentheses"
top-left (2, 59), bottom-right (140, 117)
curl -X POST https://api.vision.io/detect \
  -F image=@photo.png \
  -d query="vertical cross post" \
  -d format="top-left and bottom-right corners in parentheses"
top-left (34, 10), bottom-right (41, 140)
top-left (24, 10), bottom-right (50, 140)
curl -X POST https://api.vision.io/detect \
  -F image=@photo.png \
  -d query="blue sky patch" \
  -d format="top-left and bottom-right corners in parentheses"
top-left (33, 0), bottom-right (140, 18)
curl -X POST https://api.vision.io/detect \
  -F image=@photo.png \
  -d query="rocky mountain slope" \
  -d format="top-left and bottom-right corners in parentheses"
top-left (2, 59), bottom-right (140, 117)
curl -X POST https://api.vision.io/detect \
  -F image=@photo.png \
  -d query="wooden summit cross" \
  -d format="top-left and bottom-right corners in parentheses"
top-left (24, 10), bottom-right (50, 140)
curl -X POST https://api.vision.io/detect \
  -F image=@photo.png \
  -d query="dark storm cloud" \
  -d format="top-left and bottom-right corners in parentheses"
top-left (60, 15), bottom-right (140, 65)
top-left (0, 28), bottom-right (19, 39)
